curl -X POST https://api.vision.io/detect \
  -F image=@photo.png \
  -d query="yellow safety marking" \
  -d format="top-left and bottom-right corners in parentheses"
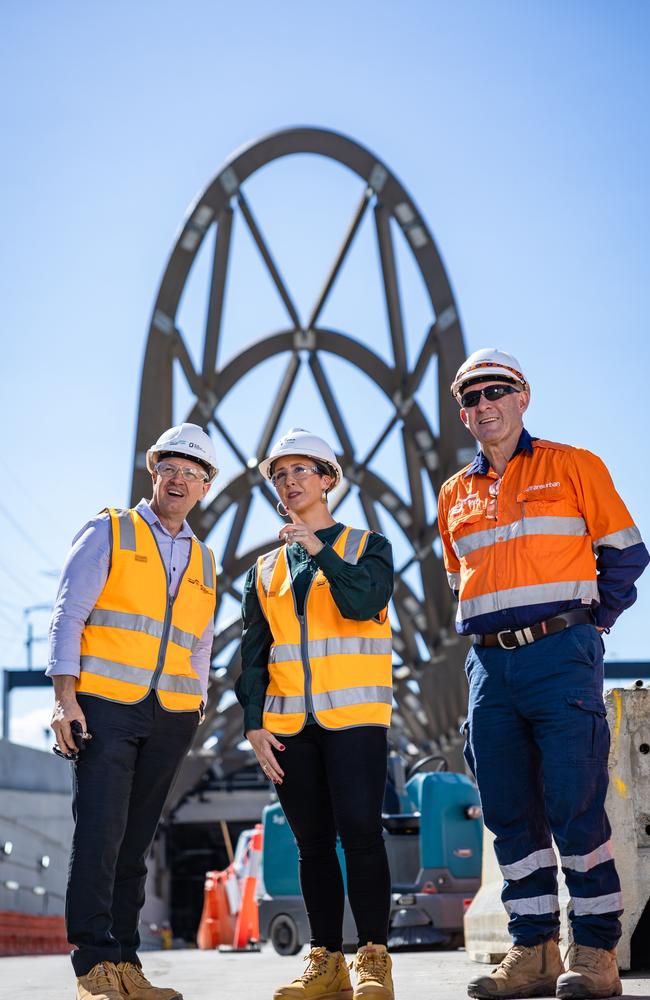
top-left (610, 691), bottom-right (627, 798)
top-left (611, 689), bottom-right (623, 746)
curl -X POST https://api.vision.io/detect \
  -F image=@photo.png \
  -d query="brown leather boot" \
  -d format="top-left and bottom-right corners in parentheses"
top-left (76, 963), bottom-right (124, 1000)
top-left (273, 947), bottom-right (353, 999)
top-left (352, 943), bottom-right (394, 999)
top-left (555, 944), bottom-right (622, 999)
top-left (467, 939), bottom-right (564, 999)
top-left (116, 962), bottom-right (182, 1000)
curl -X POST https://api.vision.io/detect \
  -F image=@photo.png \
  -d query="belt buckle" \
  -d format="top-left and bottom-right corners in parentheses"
top-left (496, 629), bottom-right (518, 650)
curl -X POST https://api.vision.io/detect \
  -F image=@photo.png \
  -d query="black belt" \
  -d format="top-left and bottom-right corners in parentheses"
top-left (476, 608), bottom-right (594, 650)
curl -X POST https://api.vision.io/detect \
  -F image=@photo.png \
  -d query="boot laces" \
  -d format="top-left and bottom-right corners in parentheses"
top-left (496, 945), bottom-right (535, 974)
top-left (88, 964), bottom-right (119, 992)
top-left (567, 944), bottom-right (605, 973)
top-left (120, 963), bottom-right (151, 988)
top-left (299, 947), bottom-right (331, 983)
top-left (355, 948), bottom-right (388, 983)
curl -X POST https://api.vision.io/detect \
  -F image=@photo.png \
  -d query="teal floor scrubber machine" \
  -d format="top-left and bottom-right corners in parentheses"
top-left (257, 754), bottom-right (483, 955)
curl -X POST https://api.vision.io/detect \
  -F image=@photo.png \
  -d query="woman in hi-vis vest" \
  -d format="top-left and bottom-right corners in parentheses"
top-left (235, 428), bottom-right (396, 1000)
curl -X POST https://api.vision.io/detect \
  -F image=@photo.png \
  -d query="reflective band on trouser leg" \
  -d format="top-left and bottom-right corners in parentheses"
top-left (560, 840), bottom-right (614, 873)
top-left (504, 895), bottom-right (560, 917)
top-left (571, 892), bottom-right (624, 916)
top-left (499, 847), bottom-right (557, 881)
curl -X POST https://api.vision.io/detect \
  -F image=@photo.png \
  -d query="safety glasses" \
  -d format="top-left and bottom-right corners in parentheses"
top-left (460, 384), bottom-right (520, 408)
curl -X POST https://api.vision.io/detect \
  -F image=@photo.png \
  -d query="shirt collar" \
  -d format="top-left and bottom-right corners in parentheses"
top-left (463, 428), bottom-right (534, 478)
top-left (136, 498), bottom-right (195, 540)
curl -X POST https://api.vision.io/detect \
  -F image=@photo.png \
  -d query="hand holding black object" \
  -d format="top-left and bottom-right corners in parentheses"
top-left (52, 720), bottom-right (92, 761)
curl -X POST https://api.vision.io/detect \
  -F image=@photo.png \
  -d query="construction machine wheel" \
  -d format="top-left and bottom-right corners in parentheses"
top-left (270, 913), bottom-right (301, 956)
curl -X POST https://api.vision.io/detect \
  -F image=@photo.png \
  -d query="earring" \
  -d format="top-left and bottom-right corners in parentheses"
top-left (321, 490), bottom-right (328, 504)
top-left (277, 501), bottom-right (290, 518)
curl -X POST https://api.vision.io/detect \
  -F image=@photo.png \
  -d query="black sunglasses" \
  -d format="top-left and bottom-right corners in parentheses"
top-left (461, 384), bottom-right (520, 408)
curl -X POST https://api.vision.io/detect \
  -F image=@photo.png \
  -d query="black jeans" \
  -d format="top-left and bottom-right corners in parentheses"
top-left (275, 724), bottom-right (391, 953)
top-left (67, 692), bottom-right (198, 975)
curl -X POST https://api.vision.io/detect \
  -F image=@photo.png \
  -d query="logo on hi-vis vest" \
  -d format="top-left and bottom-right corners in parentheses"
top-left (187, 577), bottom-right (214, 595)
top-left (525, 481), bottom-right (561, 492)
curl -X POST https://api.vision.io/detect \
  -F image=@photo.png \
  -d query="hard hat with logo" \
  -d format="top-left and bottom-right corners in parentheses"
top-left (146, 423), bottom-right (219, 480)
top-left (450, 348), bottom-right (528, 399)
top-left (258, 428), bottom-right (343, 488)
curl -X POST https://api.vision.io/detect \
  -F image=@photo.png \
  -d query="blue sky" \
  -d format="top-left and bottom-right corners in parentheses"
top-left (2, 1), bottom-right (649, 746)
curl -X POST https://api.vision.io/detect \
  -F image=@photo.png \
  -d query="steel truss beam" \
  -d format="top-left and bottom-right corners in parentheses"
top-left (131, 127), bottom-right (473, 790)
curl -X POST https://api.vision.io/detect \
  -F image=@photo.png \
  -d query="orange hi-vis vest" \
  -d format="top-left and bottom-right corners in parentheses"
top-left (78, 507), bottom-right (216, 711)
top-left (256, 526), bottom-right (393, 735)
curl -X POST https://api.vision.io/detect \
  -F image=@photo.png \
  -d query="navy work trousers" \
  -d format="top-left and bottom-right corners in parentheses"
top-left (67, 693), bottom-right (198, 976)
top-left (464, 623), bottom-right (622, 950)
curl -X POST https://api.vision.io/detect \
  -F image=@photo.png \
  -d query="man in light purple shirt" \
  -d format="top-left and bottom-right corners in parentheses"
top-left (47, 423), bottom-right (218, 1000)
top-left (49, 498), bottom-right (214, 702)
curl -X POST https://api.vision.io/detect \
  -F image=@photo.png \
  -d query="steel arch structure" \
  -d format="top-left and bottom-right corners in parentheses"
top-left (130, 126), bottom-right (473, 787)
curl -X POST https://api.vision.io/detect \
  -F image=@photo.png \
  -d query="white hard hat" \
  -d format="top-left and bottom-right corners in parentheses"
top-left (147, 423), bottom-right (219, 481)
top-left (451, 348), bottom-right (528, 399)
top-left (258, 428), bottom-right (343, 488)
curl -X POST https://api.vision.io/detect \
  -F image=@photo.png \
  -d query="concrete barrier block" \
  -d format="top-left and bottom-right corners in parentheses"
top-left (464, 686), bottom-right (650, 971)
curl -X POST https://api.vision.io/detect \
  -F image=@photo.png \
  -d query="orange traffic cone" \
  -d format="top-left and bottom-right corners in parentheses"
top-left (197, 872), bottom-right (219, 949)
top-left (232, 824), bottom-right (262, 950)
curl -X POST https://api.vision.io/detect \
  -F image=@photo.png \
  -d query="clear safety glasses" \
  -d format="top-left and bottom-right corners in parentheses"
top-left (154, 461), bottom-right (208, 483)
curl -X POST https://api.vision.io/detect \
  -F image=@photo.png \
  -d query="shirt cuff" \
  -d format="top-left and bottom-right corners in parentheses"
top-left (592, 604), bottom-right (619, 630)
top-left (244, 703), bottom-right (264, 735)
top-left (45, 660), bottom-right (81, 679)
top-left (312, 543), bottom-right (345, 578)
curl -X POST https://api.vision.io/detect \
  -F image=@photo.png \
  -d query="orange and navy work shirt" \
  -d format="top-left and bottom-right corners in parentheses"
top-left (437, 429), bottom-right (648, 636)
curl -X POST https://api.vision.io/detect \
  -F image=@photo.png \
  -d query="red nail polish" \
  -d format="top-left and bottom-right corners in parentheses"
top-left (279, 744), bottom-right (285, 750)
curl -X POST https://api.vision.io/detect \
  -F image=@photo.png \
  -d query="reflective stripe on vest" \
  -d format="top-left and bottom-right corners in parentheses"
top-left (257, 525), bottom-right (392, 735)
top-left (78, 507), bottom-right (216, 710)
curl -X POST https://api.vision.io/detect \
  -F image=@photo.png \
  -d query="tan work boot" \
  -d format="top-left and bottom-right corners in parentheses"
top-left (116, 962), bottom-right (182, 1000)
top-left (76, 962), bottom-right (124, 1000)
top-left (352, 943), bottom-right (394, 998)
top-left (467, 939), bottom-right (564, 999)
top-left (555, 944), bottom-right (622, 999)
top-left (273, 947), bottom-right (353, 999)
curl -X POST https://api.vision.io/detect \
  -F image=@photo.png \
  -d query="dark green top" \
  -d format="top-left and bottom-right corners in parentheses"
top-left (235, 522), bottom-right (394, 734)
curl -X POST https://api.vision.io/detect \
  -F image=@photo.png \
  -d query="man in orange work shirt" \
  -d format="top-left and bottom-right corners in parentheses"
top-left (438, 349), bottom-right (648, 1000)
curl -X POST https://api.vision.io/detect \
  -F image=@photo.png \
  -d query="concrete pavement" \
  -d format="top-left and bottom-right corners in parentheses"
top-left (2, 947), bottom-right (649, 1000)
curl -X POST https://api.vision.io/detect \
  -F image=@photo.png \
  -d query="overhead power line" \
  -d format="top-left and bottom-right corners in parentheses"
top-left (0, 501), bottom-right (59, 569)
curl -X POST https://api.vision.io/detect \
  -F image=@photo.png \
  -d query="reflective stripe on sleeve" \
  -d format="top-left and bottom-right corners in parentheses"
top-left (116, 510), bottom-right (136, 551)
top-left (593, 525), bottom-right (643, 551)
top-left (271, 636), bottom-right (393, 663)
top-left (561, 841), bottom-right (615, 873)
top-left (499, 847), bottom-right (557, 881)
top-left (198, 540), bottom-right (215, 589)
top-left (259, 547), bottom-right (283, 596)
top-left (504, 894), bottom-right (560, 916)
top-left (570, 892), bottom-right (624, 916)
top-left (453, 516), bottom-right (587, 558)
top-left (458, 580), bottom-right (599, 620)
top-left (87, 608), bottom-right (197, 651)
top-left (80, 655), bottom-right (201, 694)
top-left (343, 528), bottom-right (367, 565)
top-left (312, 685), bottom-right (393, 712)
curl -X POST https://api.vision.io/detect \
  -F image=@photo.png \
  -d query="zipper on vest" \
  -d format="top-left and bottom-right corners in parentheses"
top-left (298, 612), bottom-right (314, 716)
top-left (145, 522), bottom-right (192, 694)
top-left (151, 593), bottom-right (174, 690)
